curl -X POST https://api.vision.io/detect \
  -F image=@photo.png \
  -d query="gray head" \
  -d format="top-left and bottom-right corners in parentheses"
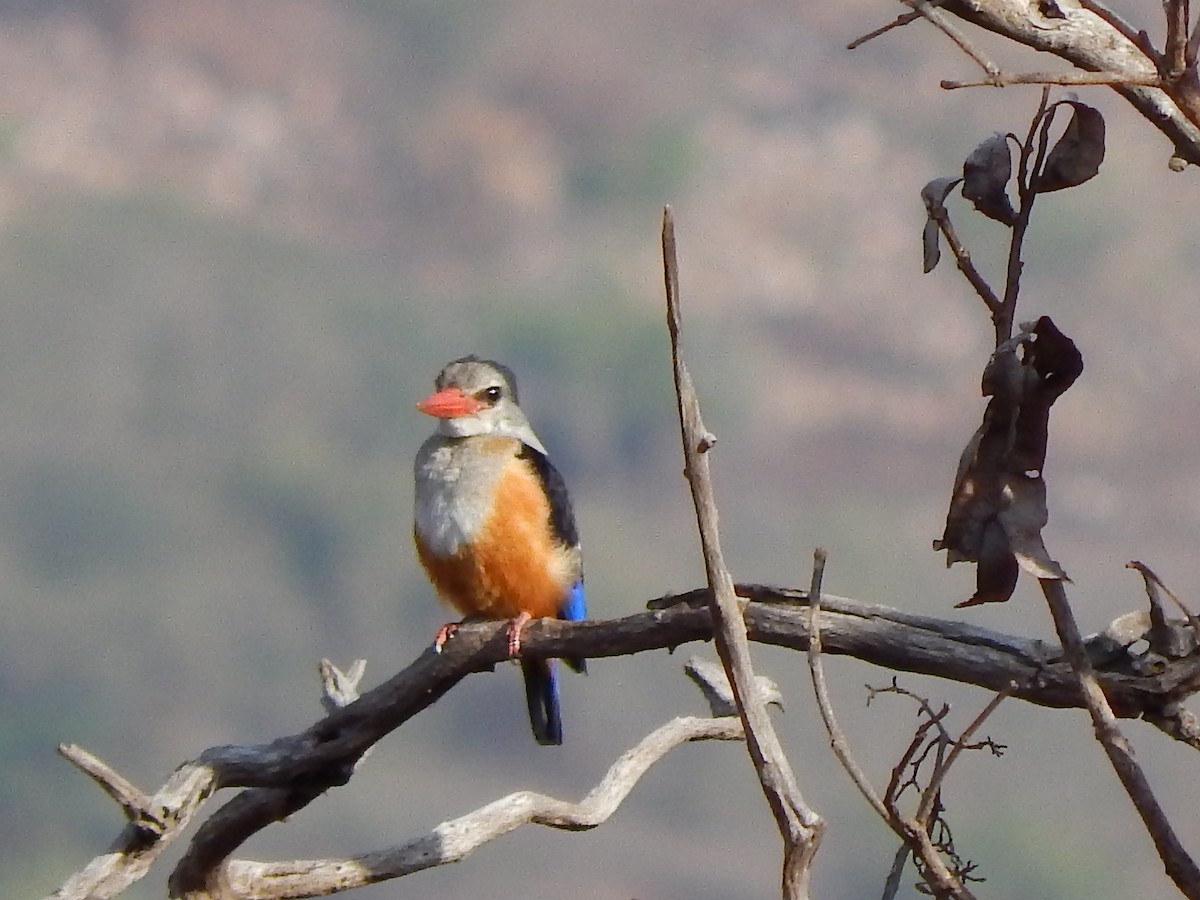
top-left (417, 356), bottom-right (545, 450)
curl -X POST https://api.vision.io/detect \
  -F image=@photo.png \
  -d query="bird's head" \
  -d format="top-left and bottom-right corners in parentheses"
top-left (418, 356), bottom-right (541, 446)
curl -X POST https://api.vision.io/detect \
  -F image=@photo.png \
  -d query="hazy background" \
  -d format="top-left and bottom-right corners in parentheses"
top-left (7, 1), bottom-right (1200, 898)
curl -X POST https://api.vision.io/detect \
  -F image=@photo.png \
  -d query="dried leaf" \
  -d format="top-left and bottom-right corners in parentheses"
top-left (1034, 102), bottom-right (1105, 192)
top-left (998, 474), bottom-right (1068, 581)
top-left (922, 219), bottom-right (941, 273)
top-left (955, 521), bottom-right (1019, 607)
top-left (920, 177), bottom-right (961, 274)
top-left (962, 133), bottom-right (1017, 225)
top-left (921, 176), bottom-right (960, 209)
top-left (936, 317), bottom-right (1081, 605)
top-left (1010, 317), bottom-right (1083, 473)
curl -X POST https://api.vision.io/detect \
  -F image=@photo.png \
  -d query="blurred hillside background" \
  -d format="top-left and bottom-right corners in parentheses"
top-left (9, 1), bottom-right (1200, 898)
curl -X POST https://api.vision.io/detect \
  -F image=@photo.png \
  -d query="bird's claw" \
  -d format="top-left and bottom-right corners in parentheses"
top-left (506, 611), bottom-right (533, 658)
top-left (434, 622), bottom-right (460, 654)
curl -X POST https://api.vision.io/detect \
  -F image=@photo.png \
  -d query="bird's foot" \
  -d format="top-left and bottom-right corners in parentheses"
top-left (433, 622), bottom-right (461, 654)
top-left (505, 611), bottom-right (533, 658)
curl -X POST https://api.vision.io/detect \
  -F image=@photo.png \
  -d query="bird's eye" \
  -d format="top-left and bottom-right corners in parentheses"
top-left (481, 385), bottom-right (503, 403)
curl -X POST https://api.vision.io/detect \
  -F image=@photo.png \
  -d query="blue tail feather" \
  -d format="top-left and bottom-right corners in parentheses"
top-left (521, 658), bottom-right (563, 746)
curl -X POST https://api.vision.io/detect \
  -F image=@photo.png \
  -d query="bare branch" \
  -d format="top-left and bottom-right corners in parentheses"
top-left (848, 9), bottom-right (924, 51)
top-left (807, 551), bottom-right (888, 822)
top-left (1145, 705), bottom-right (1200, 751)
top-left (901, 0), bottom-right (1002, 83)
top-left (927, 200), bottom-right (1003, 315)
top-left (929, 0), bottom-right (1200, 164)
top-left (318, 658), bottom-right (367, 713)
top-left (1078, 0), bottom-right (1162, 64)
top-left (217, 716), bottom-right (744, 899)
top-left (916, 687), bottom-right (1010, 823)
top-left (998, 88), bottom-right (1053, 344)
top-left (58, 744), bottom-right (151, 822)
top-left (47, 763), bottom-right (215, 900)
top-left (686, 655), bottom-right (783, 717)
top-left (943, 70), bottom-right (1159, 89)
top-left (808, 553), bottom-right (977, 898)
top-left (663, 206), bottom-right (823, 898)
top-left (1127, 560), bottom-right (1200, 641)
top-left (47, 586), bottom-right (1200, 898)
top-left (1166, 0), bottom-right (1191, 80)
top-left (170, 661), bottom-right (377, 896)
top-left (1040, 578), bottom-right (1200, 898)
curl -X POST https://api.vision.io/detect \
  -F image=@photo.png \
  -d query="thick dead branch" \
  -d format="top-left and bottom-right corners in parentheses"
top-left (48, 588), bottom-right (1200, 898)
top-left (931, 0), bottom-right (1200, 163)
top-left (662, 206), bottom-right (823, 899)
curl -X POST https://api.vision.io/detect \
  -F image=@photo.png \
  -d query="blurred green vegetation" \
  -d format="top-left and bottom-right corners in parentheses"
top-left (568, 120), bottom-right (700, 205)
top-left (5, 461), bottom-right (154, 581)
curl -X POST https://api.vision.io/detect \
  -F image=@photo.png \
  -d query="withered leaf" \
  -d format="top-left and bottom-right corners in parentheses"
top-left (936, 317), bottom-right (1081, 605)
top-left (1010, 316), bottom-right (1083, 474)
top-left (1034, 102), bottom-right (1105, 192)
top-left (962, 133), bottom-right (1017, 226)
top-left (954, 520), bottom-right (1019, 608)
top-left (998, 473), bottom-right (1068, 580)
top-left (922, 219), bottom-right (940, 273)
top-left (920, 177), bottom-right (961, 274)
top-left (921, 176), bottom-right (961, 210)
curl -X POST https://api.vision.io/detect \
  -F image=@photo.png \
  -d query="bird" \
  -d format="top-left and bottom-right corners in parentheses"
top-left (413, 355), bottom-right (586, 745)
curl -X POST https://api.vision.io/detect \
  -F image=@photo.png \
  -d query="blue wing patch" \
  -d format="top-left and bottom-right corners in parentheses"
top-left (561, 580), bottom-right (587, 675)
top-left (561, 579), bottom-right (586, 622)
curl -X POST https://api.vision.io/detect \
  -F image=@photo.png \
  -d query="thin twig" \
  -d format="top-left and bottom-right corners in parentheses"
top-left (992, 87), bottom-right (1053, 345)
top-left (1189, 13), bottom-right (1200, 69)
top-left (808, 557), bottom-right (975, 899)
top-left (1165, 0), bottom-right (1191, 79)
top-left (663, 206), bottom-right (823, 899)
top-left (943, 71), bottom-right (1160, 89)
top-left (807, 550), bottom-right (889, 822)
top-left (1039, 578), bottom-right (1200, 898)
top-left (916, 688), bottom-right (1011, 822)
top-left (1127, 560), bottom-right (1200, 636)
top-left (903, 0), bottom-right (1002, 83)
top-left (930, 208), bottom-right (1003, 315)
top-left (847, 9), bottom-right (923, 50)
top-left (58, 743), bottom-right (152, 822)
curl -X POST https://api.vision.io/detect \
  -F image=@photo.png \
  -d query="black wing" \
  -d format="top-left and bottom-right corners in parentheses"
top-left (518, 444), bottom-right (580, 548)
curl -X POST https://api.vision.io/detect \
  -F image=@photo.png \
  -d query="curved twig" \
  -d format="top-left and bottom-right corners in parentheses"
top-left (218, 716), bottom-right (744, 899)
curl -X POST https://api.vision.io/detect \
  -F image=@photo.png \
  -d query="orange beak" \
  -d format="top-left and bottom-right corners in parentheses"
top-left (417, 386), bottom-right (482, 418)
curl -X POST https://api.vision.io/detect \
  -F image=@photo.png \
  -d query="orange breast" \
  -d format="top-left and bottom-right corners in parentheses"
top-left (415, 459), bottom-right (572, 621)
